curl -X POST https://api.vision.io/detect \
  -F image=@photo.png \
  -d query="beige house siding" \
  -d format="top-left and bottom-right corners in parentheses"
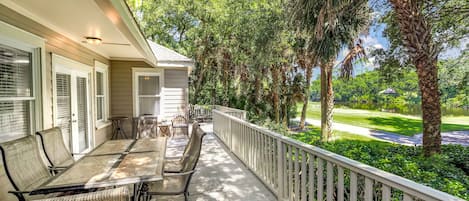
top-left (110, 60), bottom-right (154, 135)
top-left (163, 69), bottom-right (189, 117)
top-left (0, 5), bottom-right (113, 200)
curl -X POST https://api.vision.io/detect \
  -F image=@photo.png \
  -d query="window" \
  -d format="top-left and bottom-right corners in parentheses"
top-left (0, 44), bottom-right (34, 138)
top-left (95, 61), bottom-right (109, 126)
top-left (133, 70), bottom-right (162, 116)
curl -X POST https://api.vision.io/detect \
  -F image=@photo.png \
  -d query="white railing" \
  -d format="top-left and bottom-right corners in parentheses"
top-left (213, 105), bottom-right (247, 120)
top-left (212, 109), bottom-right (464, 201)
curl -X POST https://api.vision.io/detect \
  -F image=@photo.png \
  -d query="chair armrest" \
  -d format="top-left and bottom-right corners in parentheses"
top-left (8, 190), bottom-right (30, 194)
top-left (8, 190), bottom-right (30, 201)
top-left (71, 153), bottom-right (86, 156)
top-left (48, 165), bottom-right (69, 169)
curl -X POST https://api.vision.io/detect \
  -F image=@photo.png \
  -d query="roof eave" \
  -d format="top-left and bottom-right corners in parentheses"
top-left (95, 0), bottom-right (157, 66)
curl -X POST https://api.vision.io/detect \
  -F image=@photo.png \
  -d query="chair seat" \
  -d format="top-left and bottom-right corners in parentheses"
top-left (26, 192), bottom-right (63, 201)
top-left (146, 175), bottom-right (190, 195)
top-left (163, 159), bottom-right (183, 172)
top-left (151, 195), bottom-right (185, 201)
top-left (32, 186), bottom-right (129, 201)
top-left (23, 175), bottom-right (51, 192)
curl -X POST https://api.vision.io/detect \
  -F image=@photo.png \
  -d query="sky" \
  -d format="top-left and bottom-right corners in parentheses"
top-left (311, 21), bottom-right (467, 80)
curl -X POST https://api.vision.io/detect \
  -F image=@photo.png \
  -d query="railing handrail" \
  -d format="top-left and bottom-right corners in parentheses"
top-left (213, 105), bottom-right (246, 113)
top-left (212, 109), bottom-right (464, 201)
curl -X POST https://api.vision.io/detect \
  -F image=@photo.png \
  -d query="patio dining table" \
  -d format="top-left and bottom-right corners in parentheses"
top-left (29, 137), bottom-right (167, 201)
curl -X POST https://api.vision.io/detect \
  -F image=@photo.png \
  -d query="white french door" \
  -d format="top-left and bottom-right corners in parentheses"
top-left (53, 56), bottom-right (92, 154)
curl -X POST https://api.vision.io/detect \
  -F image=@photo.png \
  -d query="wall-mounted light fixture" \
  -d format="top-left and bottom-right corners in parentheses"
top-left (84, 36), bottom-right (102, 45)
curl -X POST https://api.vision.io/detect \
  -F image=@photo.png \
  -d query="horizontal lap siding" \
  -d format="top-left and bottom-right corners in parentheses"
top-left (110, 61), bottom-right (153, 134)
top-left (0, 6), bottom-right (113, 201)
top-left (163, 69), bottom-right (188, 117)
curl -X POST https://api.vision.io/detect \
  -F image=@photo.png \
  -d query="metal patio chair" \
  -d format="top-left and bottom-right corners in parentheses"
top-left (171, 115), bottom-right (189, 137)
top-left (36, 127), bottom-right (75, 173)
top-left (163, 122), bottom-right (200, 173)
top-left (142, 124), bottom-right (206, 201)
top-left (0, 136), bottom-right (59, 201)
top-left (31, 186), bottom-right (130, 201)
top-left (136, 116), bottom-right (158, 139)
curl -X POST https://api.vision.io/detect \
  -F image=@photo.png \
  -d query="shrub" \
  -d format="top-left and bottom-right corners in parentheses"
top-left (291, 132), bottom-right (469, 200)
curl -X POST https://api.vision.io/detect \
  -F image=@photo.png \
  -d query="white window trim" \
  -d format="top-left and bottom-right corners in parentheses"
top-left (132, 67), bottom-right (165, 117)
top-left (0, 21), bottom-right (45, 140)
top-left (94, 61), bottom-right (110, 129)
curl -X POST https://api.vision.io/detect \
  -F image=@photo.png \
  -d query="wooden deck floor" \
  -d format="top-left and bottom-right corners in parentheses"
top-left (154, 123), bottom-right (277, 201)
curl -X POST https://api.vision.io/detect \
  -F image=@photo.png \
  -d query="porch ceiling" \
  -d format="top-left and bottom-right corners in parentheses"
top-left (2, 0), bottom-right (155, 63)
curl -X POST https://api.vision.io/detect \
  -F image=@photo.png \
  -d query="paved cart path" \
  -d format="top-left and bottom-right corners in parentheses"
top-left (298, 118), bottom-right (469, 146)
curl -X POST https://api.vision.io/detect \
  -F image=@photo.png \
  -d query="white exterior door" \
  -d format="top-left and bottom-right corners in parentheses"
top-left (53, 55), bottom-right (92, 153)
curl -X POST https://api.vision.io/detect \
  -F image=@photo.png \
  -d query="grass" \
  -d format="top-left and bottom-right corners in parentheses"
top-left (290, 125), bottom-right (383, 143)
top-left (298, 102), bottom-right (469, 136)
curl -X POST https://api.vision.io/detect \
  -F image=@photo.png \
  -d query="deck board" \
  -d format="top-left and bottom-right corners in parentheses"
top-left (156, 123), bottom-right (277, 201)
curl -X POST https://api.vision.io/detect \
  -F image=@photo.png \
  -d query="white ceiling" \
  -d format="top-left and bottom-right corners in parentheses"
top-left (4, 0), bottom-right (144, 59)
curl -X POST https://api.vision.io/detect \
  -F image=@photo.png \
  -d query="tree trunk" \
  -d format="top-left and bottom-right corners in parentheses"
top-left (300, 62), bottom-right (313, 129)
top-left (325, 62), bottom-right (334, 141)
top-left (320, 61), bottom-right (334, 141)
top-left (390, 0), bottom-right (441, 156)
top-left (271, 65), bottom-right (281, 123)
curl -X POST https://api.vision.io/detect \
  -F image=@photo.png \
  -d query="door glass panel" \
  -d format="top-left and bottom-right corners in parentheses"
top-left (56, 73), bottom-right (71, 149)
top-left (139, 97), bottom-right (160, 116)
top-left (76, 77), bottom-right (89, 152)
top-left (138, 75), bottom-right (159, 95)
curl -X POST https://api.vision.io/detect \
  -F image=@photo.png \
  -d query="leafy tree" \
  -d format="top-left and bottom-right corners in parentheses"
top-left (381, 0), bottom-right (469, 156)
top-left (290, 0), bottom-right (371, 141)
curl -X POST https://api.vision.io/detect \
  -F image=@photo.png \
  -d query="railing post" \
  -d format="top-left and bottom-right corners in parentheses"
top-left (277, 138), bottom-right (285, 200)
top-left (228, 118), bottom-right (233, 150)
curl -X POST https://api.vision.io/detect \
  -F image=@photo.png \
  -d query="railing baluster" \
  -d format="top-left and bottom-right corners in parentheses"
top-left (212, 109), bottom-right (465, 201)
top-left (288, 145), bottom-right (294, 200)
top-left (283, 143), bottom-right (288, 198)
top-left (326, 161), bottom-right (333, 201)
top-left (337, 166), bottom-right (344, 201)
top-left (317, 157), bottom-right (324, 201)
top-left (294, 147), bottom-right (300, 201)
top-left (277, 139), bottom-right (285, 199)
top-left (403, 193), bottom-right (413, 201)
top-left (350, 171), bottom-right (358, 201)
top-left (365, 177), bottom-right (373, 201)
top-left (382, 184), bottom-right (391, 201)
top-left (301, 150), bottom-right (307, 201)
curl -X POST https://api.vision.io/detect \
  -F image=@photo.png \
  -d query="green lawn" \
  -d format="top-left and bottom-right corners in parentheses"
top-left (298, 102), bottom-right (469, 136)
top-left (291, 125), bottom-right (383, 143)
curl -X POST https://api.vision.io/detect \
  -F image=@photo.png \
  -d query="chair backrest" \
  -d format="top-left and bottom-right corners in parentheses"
top-left (180, 121), bottom-right (199, 157)
top-left (36, 127), bottom-right (74, 167)
top-left (0, 136), bottom-right (51, 192)
top-left (180, 125), bottom-right (206, 172)
top-left (136, 116), bottom-right (158, 139)
top-left (171, 115), bottom-right (187, 126)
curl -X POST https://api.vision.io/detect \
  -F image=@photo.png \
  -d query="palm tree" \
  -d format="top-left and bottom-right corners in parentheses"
top-left (291, 0), bottom-right (371, 141)
top-left (294, 35), bottom-right (317, 130)
top-left (388, 0), bottom-right (441, 156)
